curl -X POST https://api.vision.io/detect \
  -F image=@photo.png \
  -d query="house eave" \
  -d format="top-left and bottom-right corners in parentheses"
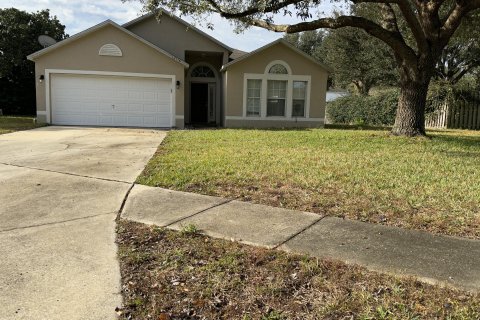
top-left (220, 38), bottom-right (333, 73)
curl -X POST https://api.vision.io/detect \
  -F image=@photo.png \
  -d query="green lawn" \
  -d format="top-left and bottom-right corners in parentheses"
top-left (138, 128), bottom-right (480, 239)
top-left (0, 116), bottom-right (42, 134)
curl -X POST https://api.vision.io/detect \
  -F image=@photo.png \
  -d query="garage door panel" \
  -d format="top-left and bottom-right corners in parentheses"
top-left (98, 116), bottom-right (114, 126)
top-left (83, 115), bottom-right (99, 125)
top-left (51, 74), bottom-right (172, 128)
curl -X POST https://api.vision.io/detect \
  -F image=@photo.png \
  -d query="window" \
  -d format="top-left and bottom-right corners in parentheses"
top-left (191, 66), bottom-right (215, 78)
top-left (243, 60), bottom-right (310, 119)
top-left (99, 44), bottom-right (122, 57)
top-left (268, 64), bottom-right (289, 74)
top-left (292, 81), bottom-right (307, 117)
top-left (246, 79), bottom-right (261, 116)
top-left (267, 80), bottom-right (287, 117)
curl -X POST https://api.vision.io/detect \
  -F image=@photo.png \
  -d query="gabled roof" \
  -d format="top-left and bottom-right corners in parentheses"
top-left (123, 8), bottom-right (233, 53)
top-left (221, 38), bottom-right (333, 73)
top-left (230, 49), bottom-right (249, 60)
top-left (27, 20), bottom-right (189, 68)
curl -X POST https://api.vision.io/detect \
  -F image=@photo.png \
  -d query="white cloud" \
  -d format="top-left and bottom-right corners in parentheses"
top-left (0, 0), bottom-right (334, 51)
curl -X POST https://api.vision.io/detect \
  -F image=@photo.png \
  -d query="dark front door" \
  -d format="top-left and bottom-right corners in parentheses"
top-left (190, 83), bottom-right (209, 124)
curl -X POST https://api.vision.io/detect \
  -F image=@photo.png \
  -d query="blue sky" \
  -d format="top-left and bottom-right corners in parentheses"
top-left (0, 0), bottom-right (338, 51)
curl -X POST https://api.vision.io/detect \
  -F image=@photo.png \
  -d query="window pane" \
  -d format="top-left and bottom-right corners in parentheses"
top-left (247, 79), bottom-right (261, 117)
top-left (267, 80), bottom-right (287, 99)
top-left (267, 99), bottom-right (286, 116)
top-left (293, 81), bottom-right (307, 99)
top-left (292, 81), bottom-right (306, 117)
top-left (191, 66), bottom-right (215, 78)
top-left (268, 64), bottom-right (288, 74)
top-left (292, 100), bottom-right (305, 117)
top-left (267, 80), bottom-right (286, 116)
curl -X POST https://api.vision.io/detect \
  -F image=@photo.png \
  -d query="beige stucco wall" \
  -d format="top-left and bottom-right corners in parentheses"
top-left (33, 24), bottom-right (186, 127)
top-left (224, 42), bottom-right (329, 123)
top-left (225, 119), bottom-right (324, 128)
top-left (126, 15), bottom-right (230, 63)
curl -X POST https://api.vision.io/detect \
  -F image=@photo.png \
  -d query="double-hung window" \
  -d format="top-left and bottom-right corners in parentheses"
top-left (267, 80), bottom-right (287, 117)
top-left (292, 81), bottom-right (307, 117)
top-left (246, 79), bottom-right (261, 117)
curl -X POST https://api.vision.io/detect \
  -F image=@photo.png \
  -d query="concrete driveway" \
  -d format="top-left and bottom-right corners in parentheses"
top-left (0, 127), bottom-right (166, 320)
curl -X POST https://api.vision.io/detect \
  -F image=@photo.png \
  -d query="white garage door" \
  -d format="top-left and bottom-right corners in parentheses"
top-left (50, 73), bottom-right (173, 127)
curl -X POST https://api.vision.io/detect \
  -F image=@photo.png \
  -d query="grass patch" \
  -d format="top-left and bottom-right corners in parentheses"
top-left (117, 220), bottom-right (480, 319)
top-left (0, 116), bottom-right (43, 134)
top-left (137, 128), bottom-right (480, 239)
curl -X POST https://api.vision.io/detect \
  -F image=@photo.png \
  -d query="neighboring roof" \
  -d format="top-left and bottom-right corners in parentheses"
top-left (123, 8), bottom-right (233, 53)
top-left (221, 39), bottom-right (333, 73)
top-left (27, 20), bottom-right (189, 68)
top-left (230, 49), bottom-right (249, 60)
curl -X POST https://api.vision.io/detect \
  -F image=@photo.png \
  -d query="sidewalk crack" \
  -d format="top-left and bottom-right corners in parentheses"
top-left (0, 162), bottom-right (131, 184)
top-left (272, 215), bottom-right (328, 250)
top-left (0, 212), bottom-right (115, 234)
top-left (164, 199), bottom-right (235, 228)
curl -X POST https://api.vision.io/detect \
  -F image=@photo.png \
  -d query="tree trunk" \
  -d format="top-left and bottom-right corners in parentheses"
top-left (391, 80), bottom-right (430, 136)
top-left (353, 80), bottom-right (369, 96)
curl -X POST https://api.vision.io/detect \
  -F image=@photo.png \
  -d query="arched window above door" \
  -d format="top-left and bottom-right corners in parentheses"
top-left (191, 65), bottom-right (215, 78)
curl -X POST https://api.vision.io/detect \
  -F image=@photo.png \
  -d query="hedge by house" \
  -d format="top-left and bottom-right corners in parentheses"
top-left (326, 89), bottom-right (399, 126)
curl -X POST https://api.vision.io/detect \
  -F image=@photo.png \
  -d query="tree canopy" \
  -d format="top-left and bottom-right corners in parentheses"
top-left (283, 30), bottom-right (325, 60)
top-left (434, 11), bottom-right (480, 84)
top-left (0, 8), bottom-right (67, 115)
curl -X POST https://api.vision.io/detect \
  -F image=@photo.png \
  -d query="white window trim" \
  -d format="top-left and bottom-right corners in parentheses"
top-left (242, 72), bottom-right (311, 120)
top-left (44, 69), bottom-right (176, 127)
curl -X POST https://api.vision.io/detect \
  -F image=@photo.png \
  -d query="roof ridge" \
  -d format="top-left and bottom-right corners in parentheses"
top-left (123, 8), bottom-right (233, 53)
top-left (221, 38), bottom-right (333, 73)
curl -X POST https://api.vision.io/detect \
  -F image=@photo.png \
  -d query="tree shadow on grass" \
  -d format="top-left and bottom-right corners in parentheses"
top-left (428, 132), bottom-right (480, 159)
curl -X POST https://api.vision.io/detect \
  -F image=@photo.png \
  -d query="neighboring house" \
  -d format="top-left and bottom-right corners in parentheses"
top-left (27, 10), bottom-right (332, 129)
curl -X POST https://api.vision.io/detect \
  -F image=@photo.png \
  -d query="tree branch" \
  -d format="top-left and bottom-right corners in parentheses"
top-left (379, 3), bottom-right (400, 33)
top-left (205, 0), bottom-right (305, 18)
top-left (249, 15), bottom-right (417, 62)
top-left (441, 0), bottom-right (480, 45)
top-left (353, 0), bottom-right (428, 51)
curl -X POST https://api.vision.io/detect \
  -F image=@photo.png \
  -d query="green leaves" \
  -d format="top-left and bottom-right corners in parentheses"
top-left (0, 8), bottom-right (67, 115)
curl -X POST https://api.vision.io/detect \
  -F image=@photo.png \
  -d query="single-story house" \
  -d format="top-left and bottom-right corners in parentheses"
top-left (27, 9), bottom-right (332, 129)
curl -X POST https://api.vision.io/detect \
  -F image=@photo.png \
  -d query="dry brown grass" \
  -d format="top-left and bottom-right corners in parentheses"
top-left (117, 220), bottom-right (480, 320)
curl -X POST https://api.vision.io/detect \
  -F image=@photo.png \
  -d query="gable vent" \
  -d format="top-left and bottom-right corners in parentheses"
top-left (99, 44), bottom-right (122, 57)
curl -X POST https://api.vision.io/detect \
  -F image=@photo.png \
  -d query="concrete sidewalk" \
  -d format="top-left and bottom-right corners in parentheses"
top-left (122, 184), bottom-right (480, 293)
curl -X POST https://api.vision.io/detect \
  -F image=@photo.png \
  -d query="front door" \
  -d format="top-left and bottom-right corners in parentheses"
top-left (190, 82), bottom-right (216, 125)
top-left (190, 83), bottom-right (208, 124)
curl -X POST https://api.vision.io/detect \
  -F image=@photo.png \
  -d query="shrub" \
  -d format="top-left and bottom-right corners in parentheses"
top-left (326, 89), bottom-right (399, 126)
top-left (426, 80), bottom-right (480, 113)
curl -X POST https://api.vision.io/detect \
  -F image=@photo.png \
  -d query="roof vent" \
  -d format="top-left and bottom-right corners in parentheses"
top-left (99, 44), bottom-right (122, 57)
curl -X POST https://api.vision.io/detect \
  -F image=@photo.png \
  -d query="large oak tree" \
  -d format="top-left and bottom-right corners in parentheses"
top-left (0, 8), bottom-right (67, 115)
top-left (137, 0), bottom-right (480, 136)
